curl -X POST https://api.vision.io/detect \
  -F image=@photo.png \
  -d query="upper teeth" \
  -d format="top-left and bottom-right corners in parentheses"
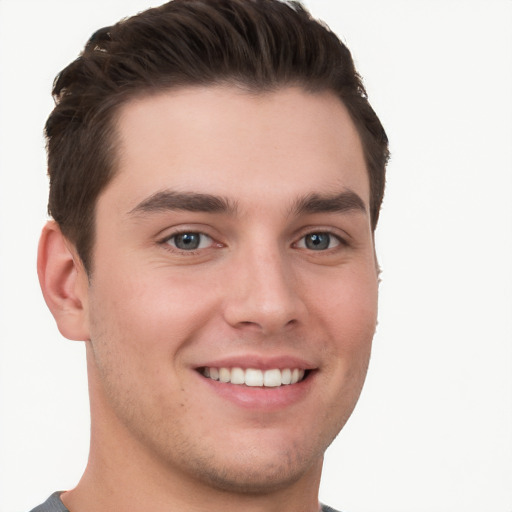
top-left (201, 367), bottom-right (306, 387)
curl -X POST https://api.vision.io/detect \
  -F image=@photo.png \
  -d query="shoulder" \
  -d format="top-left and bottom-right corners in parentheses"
top-left (321, 504), bottom-right (343, 512)
top-left (28, 492), bottom-right (69, 512)
top-left (28, 495), bottom-right (341, 512)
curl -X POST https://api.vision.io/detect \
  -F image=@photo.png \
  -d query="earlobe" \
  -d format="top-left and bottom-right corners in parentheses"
top-left (37, 221), bottom-right (90, 341)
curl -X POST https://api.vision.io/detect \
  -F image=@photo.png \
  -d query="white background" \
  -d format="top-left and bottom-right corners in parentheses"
top-left (0, 1), bottom-right (511, 511)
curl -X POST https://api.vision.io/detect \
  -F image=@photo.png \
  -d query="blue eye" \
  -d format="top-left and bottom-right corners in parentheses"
top-left (297, 233), bottom-right (340, 251)
top-left (166, 232), bottom-right (213, 251)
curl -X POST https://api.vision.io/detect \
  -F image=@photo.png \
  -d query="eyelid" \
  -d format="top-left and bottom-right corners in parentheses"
top-left (156, 223), bottom-right (219, 242)
top-left (295, 232), bottom-right (343, 250)
top-left (165, 232), bottom-right (213, 249)
top-left (158, 227), bottom-right (222, 254)
top-left (292, 227), bottom-right (349, 249)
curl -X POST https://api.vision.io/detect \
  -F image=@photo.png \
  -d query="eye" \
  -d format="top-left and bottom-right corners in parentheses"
top-left (164, 232), bottom-right (213, 251)
top-left (296, 232), bottom-right (341, 251)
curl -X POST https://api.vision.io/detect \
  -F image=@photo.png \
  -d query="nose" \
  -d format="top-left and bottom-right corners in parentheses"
top-left (222, 245), bottom-right (306, 335)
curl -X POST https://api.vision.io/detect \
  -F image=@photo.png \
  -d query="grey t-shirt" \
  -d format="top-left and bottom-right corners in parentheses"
top-left (29, 493), bottom-right (66, 512)
top-left (30, 492), bottom-right (342, 512)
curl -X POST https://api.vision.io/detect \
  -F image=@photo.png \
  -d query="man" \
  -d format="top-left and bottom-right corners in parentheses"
top-left (32, 0), bottom-right (388, 511)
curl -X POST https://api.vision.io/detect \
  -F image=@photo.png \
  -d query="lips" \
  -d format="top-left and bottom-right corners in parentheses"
top-left (199, 366), bottom-right (307, 387)
top-left (194, 355), bottom-right (316, 409)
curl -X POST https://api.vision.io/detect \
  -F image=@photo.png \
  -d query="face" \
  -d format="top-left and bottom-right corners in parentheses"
top-left (83, 86), bottom-right (378, 493)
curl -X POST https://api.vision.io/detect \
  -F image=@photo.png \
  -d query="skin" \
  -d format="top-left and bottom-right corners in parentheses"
top-left (38, 86), bottom-right (379, 512)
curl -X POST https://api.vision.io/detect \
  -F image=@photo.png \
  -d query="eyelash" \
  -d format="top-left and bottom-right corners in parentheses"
top-left (294, 232), bottom-right (346, 251)
top-left (160, 231), bottom-right (218, 253)
top-left (159, 229), bottom-right (348, 256)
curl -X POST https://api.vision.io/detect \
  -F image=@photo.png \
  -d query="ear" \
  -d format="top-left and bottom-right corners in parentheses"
top-left (37, 221), bottom-right (90, 341)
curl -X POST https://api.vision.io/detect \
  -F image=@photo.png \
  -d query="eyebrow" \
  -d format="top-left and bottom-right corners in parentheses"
top-left (128, 190), bottom-right (238, 216)
top-left (291, 190), bottom-right (367, 216)
top-left (128, 188), bottom-right (366, 218)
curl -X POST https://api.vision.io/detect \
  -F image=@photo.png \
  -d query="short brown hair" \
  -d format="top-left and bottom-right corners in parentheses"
top-left (45, 0), bottom-right (389, 272)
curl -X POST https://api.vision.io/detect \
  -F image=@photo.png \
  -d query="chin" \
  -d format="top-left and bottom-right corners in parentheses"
top-left (179, 447), bottom-right (323, 495)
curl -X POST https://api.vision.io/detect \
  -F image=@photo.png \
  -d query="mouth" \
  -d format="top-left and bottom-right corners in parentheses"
top-left (197, 367), bottom-right (310, 388)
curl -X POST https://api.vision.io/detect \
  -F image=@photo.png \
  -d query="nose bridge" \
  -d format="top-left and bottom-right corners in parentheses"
top-left (222, 236), bottom-right (304, 333)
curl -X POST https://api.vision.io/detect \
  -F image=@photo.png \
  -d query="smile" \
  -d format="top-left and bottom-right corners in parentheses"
top-left (199, 367), bottom-right (307, 387)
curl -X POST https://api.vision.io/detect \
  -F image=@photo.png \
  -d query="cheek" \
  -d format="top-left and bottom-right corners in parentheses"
top-left (305, 271), bottom-right (377, 441)
top-left (87, 266), bottom-right (222, 374)
top-left (86, 276), bottom-right (190, 415)
top-left (311, 269), bottom-right (378, 341)
top-left (307, 267), bottom-right (378, 402)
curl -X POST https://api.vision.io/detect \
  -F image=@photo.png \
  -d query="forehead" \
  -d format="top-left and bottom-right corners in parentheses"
top-left (108, 85), bottom-right (369, 212)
